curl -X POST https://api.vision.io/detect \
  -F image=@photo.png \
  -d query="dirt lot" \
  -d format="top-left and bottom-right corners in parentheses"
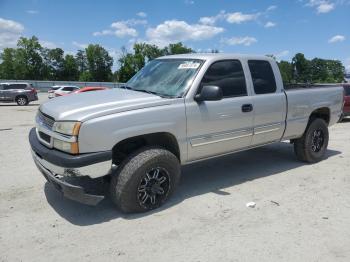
top-left (1, 93), bottom-right (350, 262)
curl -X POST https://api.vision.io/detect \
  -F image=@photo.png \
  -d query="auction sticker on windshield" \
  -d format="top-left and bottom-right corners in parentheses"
top-left (178, 62), bottom-right (200, 69)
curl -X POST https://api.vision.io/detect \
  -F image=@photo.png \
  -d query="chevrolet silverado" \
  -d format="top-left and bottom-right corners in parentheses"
top-left (29, 54), bottom-right (343, 213)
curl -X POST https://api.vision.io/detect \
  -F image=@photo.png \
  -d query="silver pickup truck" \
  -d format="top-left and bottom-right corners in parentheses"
top-left (29, 54), bottom-right (343, 213)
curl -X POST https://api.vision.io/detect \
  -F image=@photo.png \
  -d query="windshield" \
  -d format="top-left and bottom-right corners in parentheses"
top-left (126, 59), bottom-right (203, 97)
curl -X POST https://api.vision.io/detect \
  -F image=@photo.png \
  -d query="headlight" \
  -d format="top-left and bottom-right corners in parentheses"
top-left (53, 121), bottom-right (81, 136)
top-left (53, 139), bottom-right (79, 154)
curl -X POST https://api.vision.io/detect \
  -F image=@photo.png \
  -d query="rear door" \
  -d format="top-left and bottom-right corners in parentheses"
top-left (186, 59), bottom-right (254, 161)
top-left (248, 60), bottom-right (286, 146)
top-left (1, 84), bottom-right (14, 100)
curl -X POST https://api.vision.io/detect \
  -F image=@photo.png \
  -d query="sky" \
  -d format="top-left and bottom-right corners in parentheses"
top-left (0, 0), bottom-right (349, 71)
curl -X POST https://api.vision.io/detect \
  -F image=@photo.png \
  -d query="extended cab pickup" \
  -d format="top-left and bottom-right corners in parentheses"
top-left (29, 54), bottom-right (343, 213)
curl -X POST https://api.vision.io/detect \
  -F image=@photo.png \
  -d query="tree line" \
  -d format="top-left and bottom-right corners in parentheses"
top-left (274, 53), bottom-right (345, 84)
top-left (0, 35), bottom-right (345, 83)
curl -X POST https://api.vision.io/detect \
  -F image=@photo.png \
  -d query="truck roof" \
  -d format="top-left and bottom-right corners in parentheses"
top-left (157, 53), bottom-right (272, 61)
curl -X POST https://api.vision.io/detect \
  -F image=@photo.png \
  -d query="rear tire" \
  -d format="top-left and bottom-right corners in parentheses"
top-left (16, 96), bottom-right (28, 106)
top-left (109, 147), bottom-right (181, 213)
top-left (294, 118), bottom-right (329, 163)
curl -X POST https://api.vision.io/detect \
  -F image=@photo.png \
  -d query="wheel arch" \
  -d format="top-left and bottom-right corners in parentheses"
top-left (112, 132), bottom-right (181, 165)
top-left (308, 107), bottom-right (330, 125)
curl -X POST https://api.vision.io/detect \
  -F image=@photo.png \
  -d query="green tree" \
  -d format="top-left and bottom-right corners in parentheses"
top-left (75, 49), bottom-right (87, 75)
top-left (62, 54), bottom-right (79, 80)
top-left (164, 42), bottom-right (194, 55)
top-left (42, 48), bottom-right (65, 80)
top-left (0, 48), bottom-right (16, 79)
top-left (292, 53), bottom-right (311, 83)
top-left (85, 44), bottom-right (113, 81)
top-left (278, 60), bottom-right (294, 84)
top-left (14, 36), bottom-right (44, 80)
top-left (325, 60), bottom-right (344, 83)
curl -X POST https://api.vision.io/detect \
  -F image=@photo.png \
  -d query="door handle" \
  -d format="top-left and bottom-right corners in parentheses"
top-left (241, 104), bottom-right (253, 112)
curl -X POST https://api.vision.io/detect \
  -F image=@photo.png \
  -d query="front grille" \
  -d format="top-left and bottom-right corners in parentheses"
top-left (38, 111), bottom-right (55, 129)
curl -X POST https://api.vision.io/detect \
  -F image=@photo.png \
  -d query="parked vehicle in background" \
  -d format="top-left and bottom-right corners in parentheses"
top-left (48, 85), bottom-right (79, 98)
top-left (64, 86), bottom-right (109, 95)
top-left (0, 82), bottom-right (38, 105)
top-left (29, 54), bottom-right (343, 213)
top-left (344, 73), bottom-right (350, 83)
top-left (341, 84), bottom-right (350, 119)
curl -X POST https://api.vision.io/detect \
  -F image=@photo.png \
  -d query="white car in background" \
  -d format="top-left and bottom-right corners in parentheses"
top-left (48, 85), bottom-right (80, 98)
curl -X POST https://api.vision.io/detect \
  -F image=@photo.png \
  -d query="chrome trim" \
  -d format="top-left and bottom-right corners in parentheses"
top-left (254, 127), bottom-right (281, 135)
top-left (254, 123), bottom-right (282, 135)
top-left (190, 129), bottom-right (253, 147)
top-left (185, 141), bottom-right (278, 165)
top-left (31, 149), bottom-right (111, 179)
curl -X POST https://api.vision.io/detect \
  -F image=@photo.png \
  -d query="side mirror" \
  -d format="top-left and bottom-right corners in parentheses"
top-left (194, 85), bottom-right (223, 102)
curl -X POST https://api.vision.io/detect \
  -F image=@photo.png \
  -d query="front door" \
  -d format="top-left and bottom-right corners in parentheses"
top-left (186, 60), bottom-right (254, 161)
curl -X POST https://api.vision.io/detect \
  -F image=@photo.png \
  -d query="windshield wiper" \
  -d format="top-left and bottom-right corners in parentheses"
top-left (122, 86), bottom-right (171, 98)
top-left (136, 89), bottom-right (174, 98)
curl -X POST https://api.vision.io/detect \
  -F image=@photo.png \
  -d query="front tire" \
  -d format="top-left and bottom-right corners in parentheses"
top-left (16, 96), bottom-right (28, 106)
top-left (294, 118), bottom-right (329, 163)
top-left (110, 147), bottom-right (181, 213)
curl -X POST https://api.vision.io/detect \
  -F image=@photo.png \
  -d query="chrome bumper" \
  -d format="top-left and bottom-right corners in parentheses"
top-left (31, 149), bottom-right (112, 179)
top-left (32, 150), bottom-right (105, 205)
top-left (29, 127), bottom-right (113, 205)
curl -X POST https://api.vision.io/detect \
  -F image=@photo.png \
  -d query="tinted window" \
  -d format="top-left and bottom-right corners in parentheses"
top-left (248, 60), bottom-right (277, 94)
top-left (7, 84), bottom-right (27, 90)
top-left (200, 60), bottom-right (247, 98)
top-left (344, 87), bottom-right (350, 96)
top-left (62, 87), bottom-right (75, 91)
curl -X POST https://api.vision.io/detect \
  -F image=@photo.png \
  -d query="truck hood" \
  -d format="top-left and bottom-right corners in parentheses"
top-left (40, 88), bottom-right (172, 121)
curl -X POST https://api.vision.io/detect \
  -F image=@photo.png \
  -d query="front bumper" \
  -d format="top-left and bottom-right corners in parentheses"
top-left (29, 128), bottom-right (112, 205)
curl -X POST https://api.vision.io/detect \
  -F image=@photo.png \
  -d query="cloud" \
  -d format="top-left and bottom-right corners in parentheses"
top-left (184, 0), bottom-right (195, 5)
top-left (225, 12), bottom-right (259, 24)
top-left (93, 19), bottom-right (147, 38)
top-left (199, 11), bottom-right (226, 25)
top-left (274, 50), bottom-right (290, 60)
top-left (199, 10), bottom-right (259, 25)
top-left (266, 5), bottom-right (277, 12)
top-left (26, 10), bottom-right (39, 15)
top-left (317, 2), bottom-right (335, 12)
top-left (40, 40), bottom-right (58, 49)
top-left (0, 17), bottom-right (24, 49)
top-left (328, 35), bottom-right (345, 43)
top-left (146, 20), bottom-right (224, 47)
top-left (306, 0), bottom-right (335, 13)
top-left (221, 36), bottom-right (257, 46)
top-left (136, 12), bottom-right (147, 18)
top-left (264, 21), bottom-right (276, 28)
top-left (72, 41), bottom-right (88, 49)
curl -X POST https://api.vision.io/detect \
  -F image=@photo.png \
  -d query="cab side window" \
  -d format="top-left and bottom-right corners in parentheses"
top-left (8, 84), bottom-right (27, 89)
top-left (248, 60), bottom-right (277, 94)
top-left (200, 60), bottom-right (247, 98)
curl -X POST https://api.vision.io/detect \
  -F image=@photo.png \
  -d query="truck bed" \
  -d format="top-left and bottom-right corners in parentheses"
top-left (282, 85), bottom-right (343, 140)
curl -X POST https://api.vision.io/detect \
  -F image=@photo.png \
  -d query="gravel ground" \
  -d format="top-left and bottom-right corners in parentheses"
top-left (1, 93), bottom-right (350, 262)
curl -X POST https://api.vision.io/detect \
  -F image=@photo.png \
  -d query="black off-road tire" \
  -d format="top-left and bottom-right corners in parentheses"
top-left (294, 118), bottom-right (329, 163)
top-left (16, 96), bottom-right (29, 106)
top-left (109, 147), bottom-right (181, 213)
